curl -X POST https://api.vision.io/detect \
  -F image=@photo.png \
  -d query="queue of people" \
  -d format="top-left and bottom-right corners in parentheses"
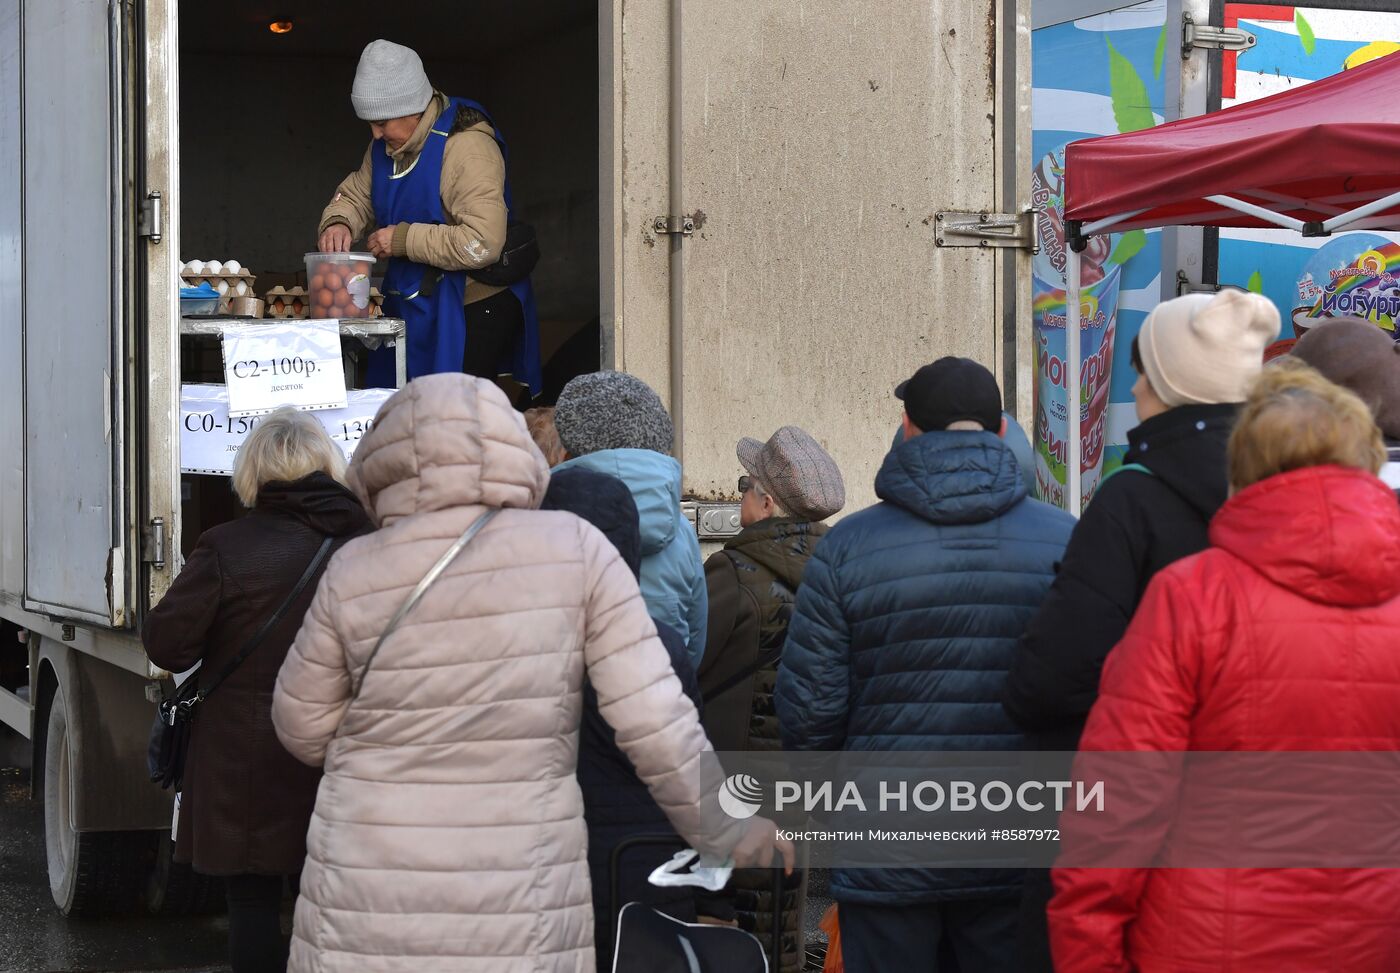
top-left (144, 281), bottom-right (1400, 973)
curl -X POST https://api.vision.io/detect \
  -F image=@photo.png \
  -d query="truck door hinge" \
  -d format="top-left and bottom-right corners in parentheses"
top-left (653, 215), bottom-right (695, 237)
top-left (1182, 14), bottom-right (1256, 57)
top-left (142, 517), bottom-right (167, 571)
top-left (138, 190), bottom-right (163, 244)
top-left (934, 210), bottom-right (1039, 252)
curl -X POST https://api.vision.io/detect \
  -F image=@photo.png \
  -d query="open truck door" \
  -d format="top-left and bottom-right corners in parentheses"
top-left (18, 0), bottom-right (139, 629)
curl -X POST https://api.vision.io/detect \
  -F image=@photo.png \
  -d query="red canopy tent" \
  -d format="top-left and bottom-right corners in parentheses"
top-left (1054, 52), bottom-right (1400, 512)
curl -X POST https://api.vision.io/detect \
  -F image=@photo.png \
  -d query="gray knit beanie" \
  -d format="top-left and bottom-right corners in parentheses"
top-left (351, 40), bottom-right (434, 121)
top-left (554, 372), bottom-right (675, 457)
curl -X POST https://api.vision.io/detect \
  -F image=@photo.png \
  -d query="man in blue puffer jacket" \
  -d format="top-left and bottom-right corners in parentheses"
top-left (776, 357), bottom-right (1073, 973)
top-left (552, 371), bottom-right (708, 667)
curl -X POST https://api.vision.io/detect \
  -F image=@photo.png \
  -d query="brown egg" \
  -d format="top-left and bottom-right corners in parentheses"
top-left (353, 261), bottom-right (371, 277)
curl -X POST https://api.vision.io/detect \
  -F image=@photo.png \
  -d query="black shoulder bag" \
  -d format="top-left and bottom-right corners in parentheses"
top-left (465, 222), bottom-right (540, 287)
top-left (148, 535), bottom-right (335, 791)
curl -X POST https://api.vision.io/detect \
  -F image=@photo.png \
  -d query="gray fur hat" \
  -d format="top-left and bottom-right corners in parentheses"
top-left (553, 371), bottom-right (674, 457)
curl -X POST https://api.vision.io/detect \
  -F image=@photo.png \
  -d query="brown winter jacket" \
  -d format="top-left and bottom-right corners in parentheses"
top-left (700, 518), bottom-right (828, 752)
top-left (271, 374), bottom-right (745, 973)
top-left (699, 517), bottom-right (826, 973)
top-left (142, 473), bottom-right (372, 876)
top-left (318, 91), bottom-right (507, 305)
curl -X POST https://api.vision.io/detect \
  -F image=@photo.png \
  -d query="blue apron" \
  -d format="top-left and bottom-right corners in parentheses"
top-left (367, 96), bottom-right (542, 393)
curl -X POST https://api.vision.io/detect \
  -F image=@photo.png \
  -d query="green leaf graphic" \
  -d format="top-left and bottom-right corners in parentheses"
top-left (1110, 229), bottom-right (1147, 266)
top-left (1247, 270), bottom-right (1264, 294)
top-left (1154, 22), bottom-right (1167, 79)
top-left (1295, 11), bottom-right (1316, 55)
top-left (1107, 38), bottom-right (1155, 134)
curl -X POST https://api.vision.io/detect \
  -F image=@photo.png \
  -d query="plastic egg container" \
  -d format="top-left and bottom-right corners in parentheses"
top-left (304, 252), bottom-right (375, 319)
top-left (180, 259), bottom-right (256, 312)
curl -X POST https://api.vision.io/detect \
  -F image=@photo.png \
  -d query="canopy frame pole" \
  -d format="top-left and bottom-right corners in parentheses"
top-left (1082, 208), bottom-right (1151, 237)
top-left (1066, 243), bottom-right (1082, 516)
top-left (1203, 194), bottom-right (1307, 232)
top-left (1249, 189), bottom-right (1346, 217)
top-left (1323, 187), bottom-right (1400, 233)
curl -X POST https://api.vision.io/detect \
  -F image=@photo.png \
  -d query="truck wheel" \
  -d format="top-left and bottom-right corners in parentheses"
top-left (42, 691), bottom-right (151, 916)
top-left (146, 833), bottom-right (225, 916)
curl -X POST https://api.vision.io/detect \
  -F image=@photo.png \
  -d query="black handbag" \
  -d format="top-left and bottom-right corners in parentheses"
top-left (147, 535), bottom-right (335, 791)
top-left (465, 221), bottom-right (540, 287)
top-left (608, 835), bottom-right (789, 973)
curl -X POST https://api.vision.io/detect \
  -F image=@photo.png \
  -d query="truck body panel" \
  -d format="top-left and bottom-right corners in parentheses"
top-left (608, 0), bottom-right (1032, 510)
top-left (0, 2), bottom-right (1031, 909)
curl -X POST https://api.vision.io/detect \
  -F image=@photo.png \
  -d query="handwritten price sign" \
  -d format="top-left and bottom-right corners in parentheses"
top-left (221, 320), bottom-right (348, 417)
top-left (181, 384), bottom-right (394, 475)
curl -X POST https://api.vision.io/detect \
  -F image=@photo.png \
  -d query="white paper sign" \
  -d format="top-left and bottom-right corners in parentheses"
top-left (181, 384), bottom-right (395, 475)
top-left (221, 320), bottom-right (348, 417)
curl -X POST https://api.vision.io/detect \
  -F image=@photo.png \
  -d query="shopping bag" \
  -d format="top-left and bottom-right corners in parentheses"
top-left (820, 903), bottom-right (843, 973)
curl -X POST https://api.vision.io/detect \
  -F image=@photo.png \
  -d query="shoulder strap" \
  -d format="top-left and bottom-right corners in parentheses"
top-left (198, 534), bottom-right (336, 701)
top-left (702, 646), bottom-right (781, 704)
top-left (348, 509), bottom-right (499, 703)
top-left (702, 550), bottom-right (790, 704)
top-left (1106, 462), bottom-right (1154, 481)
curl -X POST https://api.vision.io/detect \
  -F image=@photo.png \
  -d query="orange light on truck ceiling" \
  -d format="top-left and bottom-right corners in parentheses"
top-left (268, 20), bottom-right (294, 34)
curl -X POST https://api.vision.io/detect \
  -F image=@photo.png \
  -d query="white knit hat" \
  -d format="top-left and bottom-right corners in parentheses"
top-left (351, 40), bottom-right (434, 121)
top-left (1137, 290), bottom-right (1281, 407)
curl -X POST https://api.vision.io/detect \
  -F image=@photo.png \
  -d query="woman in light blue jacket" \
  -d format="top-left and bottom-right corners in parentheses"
top-left (552, 372), bottom-right (707, 665)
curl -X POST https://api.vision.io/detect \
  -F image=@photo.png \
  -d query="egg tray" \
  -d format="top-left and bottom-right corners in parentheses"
top-left (180, 270), bottom-right (257, 313)
top-left (264, 285), bottom-right (385, 320)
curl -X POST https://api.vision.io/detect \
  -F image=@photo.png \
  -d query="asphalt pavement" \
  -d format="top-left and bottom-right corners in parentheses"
top-left (0, 761), bottom-right (230, 973)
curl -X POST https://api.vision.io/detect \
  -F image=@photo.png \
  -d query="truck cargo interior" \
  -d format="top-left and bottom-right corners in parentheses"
top-left (175, 2), bottom-right (600, 554)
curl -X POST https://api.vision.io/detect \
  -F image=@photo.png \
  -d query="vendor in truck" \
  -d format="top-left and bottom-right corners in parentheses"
top-left (317, 39), bottom-right (541, 395)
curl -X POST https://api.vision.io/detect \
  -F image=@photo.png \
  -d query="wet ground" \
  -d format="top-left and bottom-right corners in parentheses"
top-left (0, 762), bottom-right (230, 973)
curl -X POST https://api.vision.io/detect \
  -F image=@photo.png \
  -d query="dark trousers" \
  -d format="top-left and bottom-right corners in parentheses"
top-left (838, 898), bottom-right (1019, 973)
top-left (225, 873), bottom-right (290, 973)
top-left (462, 288), bottom-right (523, 379)
top-left (1016, 868), bottom-right (1057, 973)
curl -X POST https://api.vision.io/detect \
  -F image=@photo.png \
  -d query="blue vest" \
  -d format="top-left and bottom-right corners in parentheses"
top-left (368, 96), bottom-right (541, 393)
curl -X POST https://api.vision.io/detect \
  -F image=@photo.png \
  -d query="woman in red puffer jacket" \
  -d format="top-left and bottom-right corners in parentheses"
top-left (1048, 359), bottom-right (1400, 973)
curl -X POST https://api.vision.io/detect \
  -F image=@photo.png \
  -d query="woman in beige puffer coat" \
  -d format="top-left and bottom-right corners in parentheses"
top-left (272, 374), bottom-right (785, 972)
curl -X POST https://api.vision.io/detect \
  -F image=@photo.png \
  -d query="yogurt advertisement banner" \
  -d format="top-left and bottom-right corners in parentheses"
top-left (1032, 1), bottom-right (1167, 511)
top-left (1217, 5), bottom-right (1400, 344)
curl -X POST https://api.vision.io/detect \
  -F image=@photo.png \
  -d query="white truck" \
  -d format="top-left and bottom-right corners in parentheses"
top-left (0, 0), bottom-right (1034, 913)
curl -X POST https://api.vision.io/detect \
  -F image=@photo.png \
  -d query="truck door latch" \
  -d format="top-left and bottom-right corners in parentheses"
top-left (1182, 15), bottom-right (1256, 56)
top-left (143, 517), bottom-right (167, 571)
top-left (934, 210), bottom-right (1039, 252)
top-left (138, 190), bottom-right (163, 245)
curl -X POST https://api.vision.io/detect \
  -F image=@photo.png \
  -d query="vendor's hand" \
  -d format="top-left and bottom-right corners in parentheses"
top-left (730, 816), bottom-right (795, 874)
top-left (366, 226), bottom-right (396, 259)
top-left (318, 224), bottom-right (352, 253)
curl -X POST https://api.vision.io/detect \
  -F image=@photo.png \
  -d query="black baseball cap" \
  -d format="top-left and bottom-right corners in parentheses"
top-left (895, 357), bottom-right (1002, 432)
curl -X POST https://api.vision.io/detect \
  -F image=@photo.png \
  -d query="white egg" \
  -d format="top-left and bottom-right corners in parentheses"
top-left (205, 260), bottom-right (223, 275)
top-left (223, 259), bottom-right (241, 275)
top-left (215, 280), bottom-right (230, 296)
top-left (184, 260), bottom-right (204, 275)
top-left (234, 281), bottom-right (249, 297)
